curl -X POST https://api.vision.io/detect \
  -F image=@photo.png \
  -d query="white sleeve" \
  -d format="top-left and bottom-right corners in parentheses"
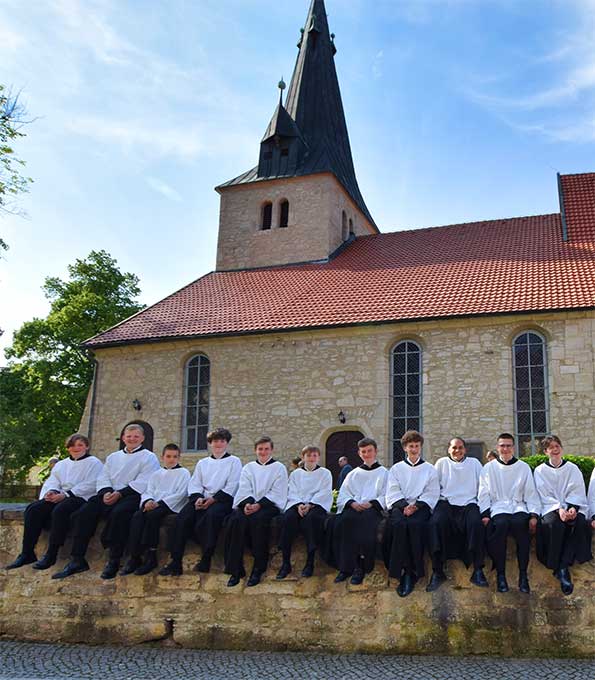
top-left (259, 464), bottom-right (288, 511)
top-left (419, 465), bottom-right (440, 511)
top-left (385, 466), bottom-right (405, 510)
top-left (534, 465), bottom-right (560, 515)
top-left (233, 465), bottom-right (255, 508)
top-left (286, 470), bottom-right (301, 509)
top-left (221, 457), bottom-right (242, 499)
top-left (373, 468), bottom-right (388, 511)
top-left (478, 466), bottom-right (491, 515)
top-left (141, 471), bottom-right (160, 507)
top-left (187, 462), bottom-right (205, 497)
top-left (128, 453), bottom-right (161, 494)
top-left (310, 469), bottom-right (333, 512)
top-left (337, 469), bottom-right (356, 513)
top-left (96, 458), bottom-right (114, 493)
top-left (589, 469), bottom-right (595, 520)
top-left (564, 464), bottom-right (589, 516)
top-left (69, 459), bottom-right (104, 500)
top-left (39, 465), bottom-right (64, 498)
top-left (161, 469), bottom-right (191, 513)
top-left (523, 464), bottom-right (541, 516)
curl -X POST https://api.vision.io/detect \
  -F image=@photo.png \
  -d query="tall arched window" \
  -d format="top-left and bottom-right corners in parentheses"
top-left (341, 211), bottom-right (348, 241)
top-left (513, 331), bottom-right (549, 456)
top-left (390, 340), bottom-right (422, 463)
top-left (348, 218), bottom-right (354, 236)
top-left (279, 199), bottom-right (289, 228)
top-left (261, 202), bottom-right (272, 230)
top-left (183, 354), bottom-right (210, 451)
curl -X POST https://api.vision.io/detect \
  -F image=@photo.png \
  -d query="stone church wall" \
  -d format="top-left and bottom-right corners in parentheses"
top-left (80, 310), bottom-right (595, 468)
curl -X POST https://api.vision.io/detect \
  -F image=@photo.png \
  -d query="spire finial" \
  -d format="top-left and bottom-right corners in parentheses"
top-left (278, 77), bottom-right (286, 105)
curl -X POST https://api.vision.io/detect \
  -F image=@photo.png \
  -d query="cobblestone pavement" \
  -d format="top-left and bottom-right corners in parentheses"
top-left (0, 642), bottom-right (593, 680)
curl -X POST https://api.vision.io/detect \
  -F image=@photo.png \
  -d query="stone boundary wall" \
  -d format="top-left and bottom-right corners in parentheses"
top-left (1, 509), bottom-right (594, 658)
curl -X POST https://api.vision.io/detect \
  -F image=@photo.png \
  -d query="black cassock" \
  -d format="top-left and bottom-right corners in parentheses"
top-left (169, 495), bottom-right (233, 561)
top-left (537, 511), bottom-right (592, 569)
top-left (427, 500), bottom-right (485, 570)
top-left (324, 505), bottom-right (383, 575)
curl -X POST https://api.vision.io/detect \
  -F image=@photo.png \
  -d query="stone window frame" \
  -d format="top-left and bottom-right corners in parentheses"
top-left (183, 353), bottom-right (210, 452)
top-left (390, 339), bottom-right (423, 463)
top-left (512, 330), bottom-right (549, 456)
top-left (278, 198), bottom-right (290, 228)
top-left (261, 201), bottom-right (273, 230)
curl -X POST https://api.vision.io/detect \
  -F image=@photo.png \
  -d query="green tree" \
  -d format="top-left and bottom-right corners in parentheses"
top-left (0, 250), bottom-right (143, 482)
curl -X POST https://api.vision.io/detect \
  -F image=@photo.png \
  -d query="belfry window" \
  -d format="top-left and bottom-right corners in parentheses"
top-left (279, 200), bottom-right (289, 228)
top-left (183, 354), bottom-right (210, 451)
top-left (513, 331), bottom-right (549, 456)
top-left (341, 211), bottom-right (348, 241)
top-left (261, 202), bottom-right (273, 230)
top-left (390, 341), bottom-right (422, 463)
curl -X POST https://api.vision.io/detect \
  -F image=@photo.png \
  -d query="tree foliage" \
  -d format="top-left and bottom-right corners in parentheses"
top-left (0, 250), bottom-right (143, 482)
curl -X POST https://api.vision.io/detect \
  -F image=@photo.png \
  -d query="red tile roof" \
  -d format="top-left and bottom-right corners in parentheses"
top-left (560, 172), bottom-right (595, 243)
top-left (85, 197), bottom-right (595, 349)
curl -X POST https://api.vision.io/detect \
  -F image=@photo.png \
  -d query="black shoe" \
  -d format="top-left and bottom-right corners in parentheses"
top-left (496, 573), bottom-right (509, 593)
top-left (246, 569), bottom-right (263, 587)
top-left (6, 552), bottom-right (36, 570)
top-left (276, 562), bottom-right (292, 580)
top-left (470, 568), bottom-right (489, 587)
top-left (52, 557), bottom-right (89, 580)
top-left (32, 551), bottom-right (58, 570)
top-left (518, 571), bottom-right (530, 594)
top-left (397, 573), bottom-right (416, 597)
top-left (425, 570), bottom-right (446, 592)
top-left (334, 571), bottom-right (350, 583)
top-left (158, 560), bottom-right (183, 576)
top-left (301, 561), bottom-right (314, 578)
top-left (119, 557), bottom-right (141, 576)
top-left (134, 553), bottom-right (158, 576)
top-left (558, 568), bottom-right (573, 596)
top-left (194, 555), bottom-right (212, 573)
top-left (101, 559), bottom-right (120, 580)
top-left (227, 575), bottom-right (241, 587)
top-left (350, 568), bottom-right (364, 585)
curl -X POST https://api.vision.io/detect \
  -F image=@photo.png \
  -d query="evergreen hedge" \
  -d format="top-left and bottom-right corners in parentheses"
top-left (523, 454), bottom-right (594, 488)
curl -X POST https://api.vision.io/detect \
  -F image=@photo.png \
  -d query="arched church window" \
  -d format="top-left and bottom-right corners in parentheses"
top-left (279, 199), bottom-right (289, 228)
top-left (183, 354), bottom-right (210, 451)
top-left (513, 331), bottom-right (549, 456)
top-left (390, 340), bottom-right (422, 463)
top-left (349, 218), bottom-right (354, 236)
top-left (341, 211), bottom-right (348, 241)
top-left (261, 202), bottom-right (272, 230)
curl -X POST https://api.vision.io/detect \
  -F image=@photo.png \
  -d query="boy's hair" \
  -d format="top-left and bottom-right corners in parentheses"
top-left (497, 432), bottom-right (515, 444)
top-left (449, 436), bottom-right (466, 448)
top-left (65, 433), bottom-right (90, 449)
top-left (358, 437), bottom-right (377, 450)
top-left (254, 435), bottom-right (274, 449)
top-left (540, 435), bottom-right (562, 453)
top-left (401, 430), bottom-right (424, 446)
top-left (207, 428), bottom-right (232, 443)
top-left (162, 443), bottom-right (181, 455)
top-left (291, 456), bottom-right (302, 466)
top-left (124, 423), bottom-right (145, 436)
top-left (486, 449), bottom-right (498, 461)
top-left (300, 445), bottom-right (321, 457)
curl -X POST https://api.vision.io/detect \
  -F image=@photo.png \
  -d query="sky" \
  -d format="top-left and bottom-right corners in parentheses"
top-left (1, 0), bottom-right (595, 360)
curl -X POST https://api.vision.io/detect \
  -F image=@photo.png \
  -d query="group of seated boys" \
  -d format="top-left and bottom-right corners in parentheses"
top-left (6, 424), bottom-right (595, 597)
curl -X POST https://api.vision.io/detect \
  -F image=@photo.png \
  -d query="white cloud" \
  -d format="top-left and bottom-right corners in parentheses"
top-left (146, 177), bottom-right (182, 202)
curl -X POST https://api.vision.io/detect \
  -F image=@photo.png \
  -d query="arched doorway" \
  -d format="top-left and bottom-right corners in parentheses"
top-left (119, 420), bottom-right (154, 452)
top-left (325, 430), bottom-right (364, 488)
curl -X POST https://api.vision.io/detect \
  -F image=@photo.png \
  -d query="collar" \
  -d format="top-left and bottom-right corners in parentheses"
top-left (211, 452), bottom-right (230, 460)
top-left (546, 458), bottom-right (566, 469)
top-left (256, 457), bottom-right (276, 466)
top-left (304, 464), bottom-right (321, 472)
top-left (404, 457), bottom-right (424, 467)
top-left (123, 444), bottom-right (144, 455)
top-left (496, 456), bottom-right (517, 466)
top-left (359, 462), bottom-right (381, 471)
top-left (449, 455), bottom-right (466, 464)
top-left (69, 452), bottom-right (91, 462)
top-left (164, 464), bottom-right (182, 470)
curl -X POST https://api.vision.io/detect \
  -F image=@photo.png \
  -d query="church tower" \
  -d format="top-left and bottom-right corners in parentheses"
top-left (215, 0), bottom-right (378, 271)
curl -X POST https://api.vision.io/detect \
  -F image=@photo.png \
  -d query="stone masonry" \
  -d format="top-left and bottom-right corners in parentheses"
top-left (80, 310), bottom-right (595, 469)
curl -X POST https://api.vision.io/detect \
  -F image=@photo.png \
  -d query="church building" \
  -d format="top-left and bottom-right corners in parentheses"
top-left (81, 0), bottom-right (595, 480)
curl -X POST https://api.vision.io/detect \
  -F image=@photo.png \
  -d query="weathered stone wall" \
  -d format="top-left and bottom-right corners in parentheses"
top-left (80, 311), bottom-right (595, 469)
top-left (1, 510), bottom-right (593, 657)
top-left (215, 173), bottom-right (375, 271)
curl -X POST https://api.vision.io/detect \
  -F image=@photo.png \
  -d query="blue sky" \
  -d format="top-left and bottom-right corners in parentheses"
top-left (1, 0), bottom-right (595, 359)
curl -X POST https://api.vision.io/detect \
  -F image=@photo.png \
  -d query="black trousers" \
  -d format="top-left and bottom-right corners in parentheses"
top-left (223, 505), bottom-right (279, 577)
top-left (70, 492), bottom-right (141, 560)
top-left (536, 511), bottom-right (593, 570)
top-left (486, 512), bottom-right (530, 573)
top-left (128, 505), bottom-right (172, 556)
top-left (325, 506), bottom-right (382, 575)
top-left (278, 505), bottom-right (327, 558)
top-left (427, 500), bottom-right (485, 570)
top-left (21, 496), bottom-right (86, 553)
top-left (383, 505), bottom-right (431, 578)
top-left (169, 499), bottom-right (232, 561)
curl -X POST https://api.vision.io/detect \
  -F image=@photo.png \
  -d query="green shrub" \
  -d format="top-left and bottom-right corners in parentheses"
top-left (523, 454), bottom-right (594, 488)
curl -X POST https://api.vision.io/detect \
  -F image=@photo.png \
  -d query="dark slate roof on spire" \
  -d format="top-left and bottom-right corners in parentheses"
top-left (261, 101), bottom-right (303, 143)
top-left (218, 0), bottom-right (377, 231)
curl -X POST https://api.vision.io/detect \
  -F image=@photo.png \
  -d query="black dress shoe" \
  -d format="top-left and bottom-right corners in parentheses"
top-left (6, 552), bottom-right (36, 570)
top-left (194, 555), bottom-right (212, 573)
top-left (158, 560), bottom-right (183, 576)
top-left (518, 571), bottom-right (530, 594)
top-left (334, 571), bottom-right (350, 583)
top-left (301, 561), bottom-right (314, 578)
top-left (425, 570), bottom-right (446, 592)
top-left (470, 568), bottom-right (489, 587)
top-left (276, 562), bottom-right (292, 580)
top-left (119, 557), bottom-right (141, 576)
top-left (397, 573), bottom-right (416, 597)
top-left (227, 575), bottom-right (241, 587)
top-left (134, 553), bottom-right (158, 576)
top-left (350, 568), bottom-right (364, 585)
top-left (32, 552), bottom-right (58, 570)
top-left (52, 557), bottom-right (89, 580)
top-left (101, 559), bottom-right (120, 580)
top-left (558, 568), bottom-right (573, 596)
top-left (496, 573), bottom-right (509, 593)
top-left (246, 570), bottom-right (263, 587)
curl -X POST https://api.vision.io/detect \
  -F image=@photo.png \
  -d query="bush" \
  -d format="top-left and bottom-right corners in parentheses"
top-left (523, 454), bottom-right (594, 488)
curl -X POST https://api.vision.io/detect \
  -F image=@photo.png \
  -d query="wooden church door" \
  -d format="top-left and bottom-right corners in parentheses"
top-left (325, 430), bottom-right (364, 488)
